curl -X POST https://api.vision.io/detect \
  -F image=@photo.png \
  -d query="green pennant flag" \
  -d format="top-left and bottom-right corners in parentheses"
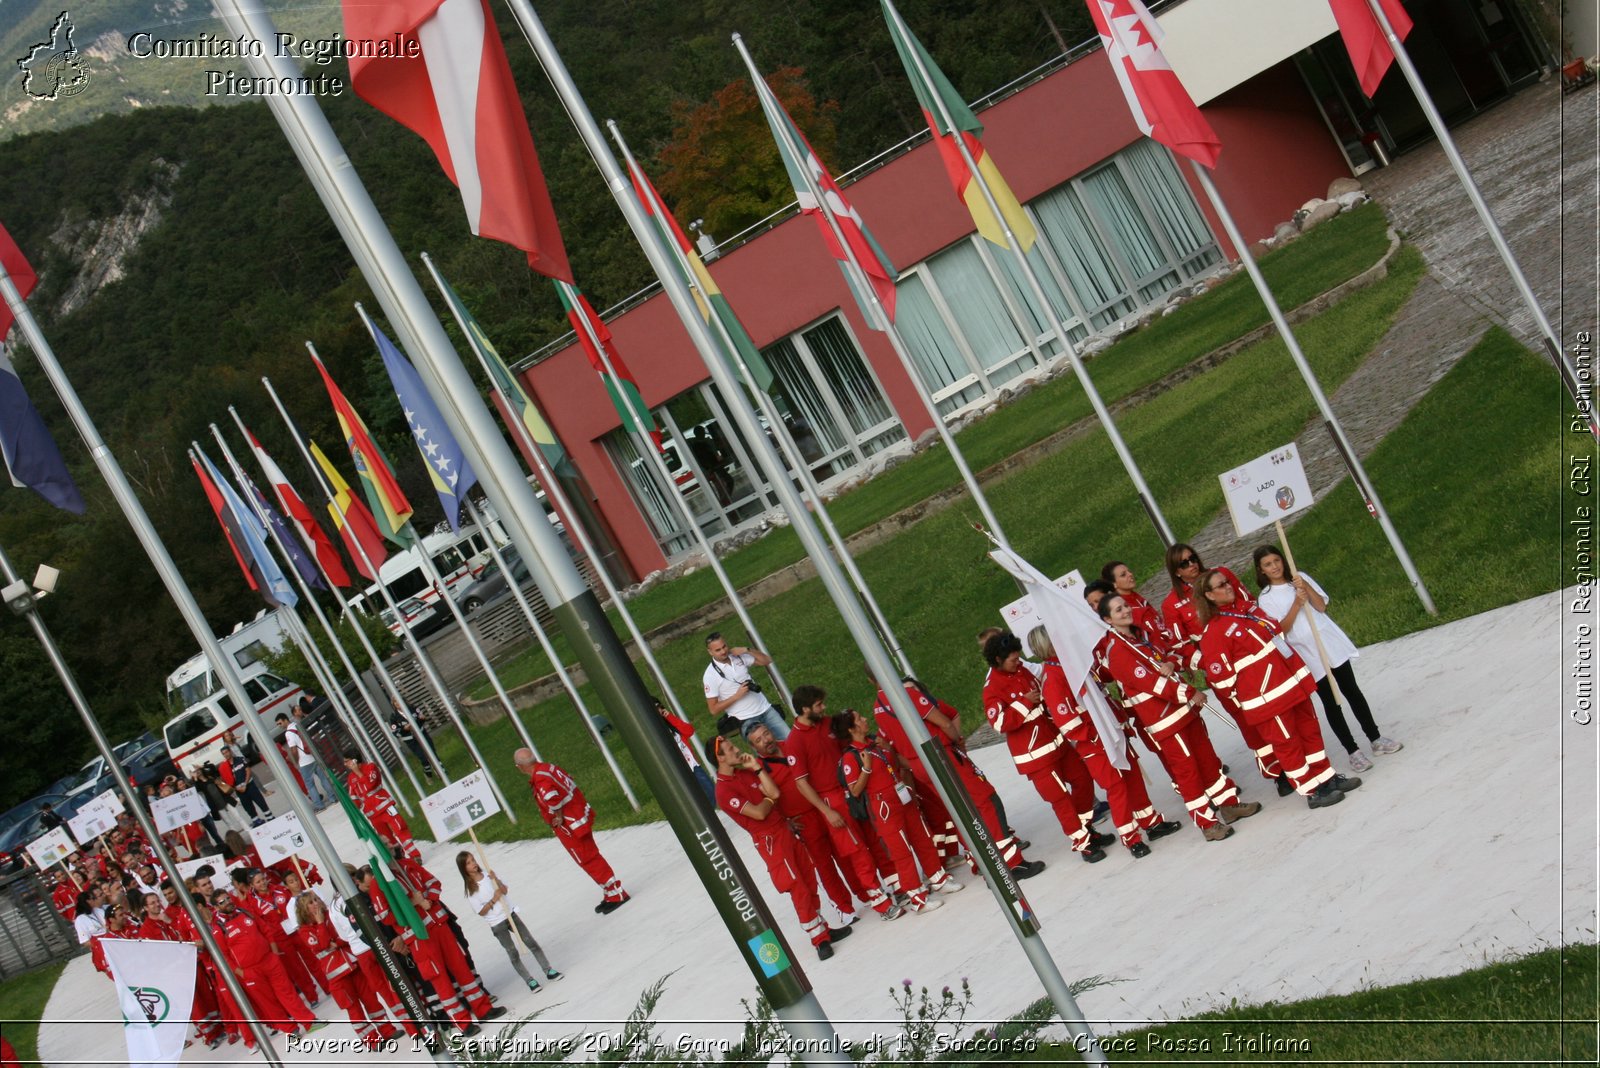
top-left (334, 779), bottom-right (428, 938)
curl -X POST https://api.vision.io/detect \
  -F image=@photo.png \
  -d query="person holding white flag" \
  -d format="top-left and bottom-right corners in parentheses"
top-left (102, 929), bottom-right (198, 1068)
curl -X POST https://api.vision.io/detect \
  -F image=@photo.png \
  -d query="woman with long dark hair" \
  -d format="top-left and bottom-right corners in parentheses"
top-left (457, 851), bottom-right (562, 993)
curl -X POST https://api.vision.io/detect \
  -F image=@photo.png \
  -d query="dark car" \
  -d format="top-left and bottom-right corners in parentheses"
top-left (456, 548), bottom-right (530, 613)
top-left (122, 741), bottom-right (180, 792)
top-left (0, 794), bottom-right (90, 874)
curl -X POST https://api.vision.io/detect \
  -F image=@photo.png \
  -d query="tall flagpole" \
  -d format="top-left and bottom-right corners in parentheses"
top-left (731, 33), bottom-right (1017, 555)
top-left (0, 541), bottom-right (283, 1060)
top-left (1187, 162), bottom-right (1437, 614)
top-left (212, 0), bottom-right (838, 1048)
top-left (0, 257), bottom-right (450, 1063)
top-left (206, 426), bottom-right (419, 806)
top-left (882, 0), bottom-right (1172, 550)
top-left (1361, 0), bottom-right (1593, 437)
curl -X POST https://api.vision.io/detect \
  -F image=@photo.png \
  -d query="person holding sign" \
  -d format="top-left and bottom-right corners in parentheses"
top-left (1195, 569), bottom-right (1357, 810)
top-left (515, 751), bottom-right (630, 915)
top-left (457, 852), bottom-right (564, 990)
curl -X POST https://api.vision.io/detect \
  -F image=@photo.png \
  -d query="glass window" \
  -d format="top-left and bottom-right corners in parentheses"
top-left (894, 272), bottom-right (979, 413)
top-left (1079, 163), bottom-right (1178, 301)
top-left (1031, 182), bottom-right (1136, 324)
top-left (925, 241), bottom-right (1027, 372)
top-left (1122, 140), bottom-right (1221, 278)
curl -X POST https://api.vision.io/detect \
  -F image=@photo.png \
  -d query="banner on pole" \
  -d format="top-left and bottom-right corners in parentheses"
top-left (998, 569), bottom-right (1084, 635)
top-left (420, 770), bottom-right (501, 840)
top-left (25, 826), bottom-right (74, 869)
top-left (1219, 443), bottom-right (1314, 538)
top-left (103, 936), bottom-right (197, 1068)
top-left (150, 788), bottom-right (209, 834)
top-left (250, 811), bottom-right (313, 865)
top-left (68, 805), bottom-right (119, 845)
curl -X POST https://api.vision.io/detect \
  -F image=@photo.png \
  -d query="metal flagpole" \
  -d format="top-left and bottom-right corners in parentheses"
top-left (211, 0), bottom-right (839, 1050)
top-left (207, 426), bottom-right (419, 807)
top-left (1362, 0), bottom-right (1593, 438)
top-left (227, 406), bottom-right (424, 804)
top-left (461, 495), bottom-right (641, 810)
top-left (262, 373), bottom-right (455, 788)
top-left (881, 0), bottom-right (1172, 550)
top-left (0, 542), bottom-right (284, 1060)
top-left (731, 33), bottom-right (1016, 554)
top-left (0, 258), bottom-right (452, 1064)
top-left (1188, 161), bottom-right (1436, 614)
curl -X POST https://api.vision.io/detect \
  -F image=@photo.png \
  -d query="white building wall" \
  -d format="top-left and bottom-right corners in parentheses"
top-left (1154, 0), bottom-right (1337, 104)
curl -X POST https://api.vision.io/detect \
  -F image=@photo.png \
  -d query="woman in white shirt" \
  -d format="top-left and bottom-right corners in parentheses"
top-left (457, 852), bottom-right (562, 993)
top-left (1252, 545), bottom-right (1402, 773)
top-left (72, 888), bottom-right (106, 944)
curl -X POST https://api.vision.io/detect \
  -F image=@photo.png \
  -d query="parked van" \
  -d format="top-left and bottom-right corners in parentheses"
top-left (163, 670), bottom-right (300, 777)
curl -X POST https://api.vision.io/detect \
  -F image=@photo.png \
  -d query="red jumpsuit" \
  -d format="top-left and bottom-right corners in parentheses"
top-left (172, 907), bottom-right (241, 1047)
top-left (528, 763), bottom-right (626, 906)
top-left (716, 769), bottom-right (828, 947)
top-left (1039, 658), bottom-right (1165, 849)
top-left (759, 753), bottom-right (860, 918)
top-left (1201, 609), bottom-right (1334, 796)
top-left (781, 719), bottom-right (894, 915)
top-left (50, 882), bottom-right (76, 922)
top-left (348, 762), bottom-right (419, 861)
top-left (1101, 628), bottom-right (1240, 829)
top-left (141, 914), bottom-right (224, 1045)
top-left (295, 920), bottom-right (384, 1049)
top-left (981, 666), bottom-right (1096, 853)
top-left (872, 684), bottom-right (1025, 870)
top-left (371, 881), bottom-right (491, 1029)
top-left (242, 888), bottom-right (324, 1001)
top-left (1164, 569), bottom-right (1282, 781)
top-left (838, 739), bottom-right (949, 906)
top-left (213, 907), bottom-right (314, 1034)
top-left (329, 894), bottom-right (416, 1037)
top-left (1122, 590), bottom-right (1166, 642)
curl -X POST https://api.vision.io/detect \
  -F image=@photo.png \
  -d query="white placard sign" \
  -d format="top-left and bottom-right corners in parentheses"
top-left (999, 569), bottom-right (1085, 636)
top-left (25, 826), bottom-right (74, 870)
top-left (81, 789), bottom-right (125, 822)
top-left (67, 804), bottom-right (119, 845)
top-left (250, 811), bottom-right (313, 865)
top-left (420, 770), bottom-right (502, 840)
top-left (1219, 443), bottom-right (1314, 538)
top-left (151, 788), bottom-right (209, 834)
top-left (176, 854), bottom-right (224, 881)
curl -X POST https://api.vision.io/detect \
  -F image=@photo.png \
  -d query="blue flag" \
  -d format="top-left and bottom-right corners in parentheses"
top-left (0, 349), bottom-right (84, 514)
top-left (371, 320), bottom-right (479, 532)
top-left (194, 447), bottom-right (297, 609)
top-left (251, 482), bottom-right (328, 592)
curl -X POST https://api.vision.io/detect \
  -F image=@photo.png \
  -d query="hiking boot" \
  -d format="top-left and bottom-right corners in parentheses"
top-left (1219, 801), bottom-right (1262, 822)
top-left (1147, 820), bottom-right (1182, 840)
top-left (1276, 774), bottom-right (1295, 797)
top-left (1307, 782), bottom-right (1345, 809)
top-left (1080, 846), bottom-right (1106, 863)
top-left (827, 925), bottom-right (853, 942)
top-left (1087, 830), bottom-right (1117, 849)
top-left (1202, 822), bottom-right (1234, 842)
top-left (1129, 842), bottom-right (1152, 859)
top-left (1372, 736), bottom-right (1404, 755)
top-left (1330, 773), bottom-right (1362, 792)
top-left (1013, 859), bottom-right (1047, 880)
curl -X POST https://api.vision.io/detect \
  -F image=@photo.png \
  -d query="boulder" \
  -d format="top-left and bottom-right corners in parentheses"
top-left (1327, 176), bottom-right (1364, 199)
top-left (1273, 220), bottom-right (1299, 243)
top-left (1248, 239), bottom-right (1273, 259)
top-left (1300, 200), bottom-right (1343, 230)
top-left (1336, 190), bottom-right (1369, 211)
top-left (1299, 197), bottom-right (1326, 214)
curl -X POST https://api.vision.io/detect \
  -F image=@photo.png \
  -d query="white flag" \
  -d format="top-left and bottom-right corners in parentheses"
top-left (102, 937), bottom-right (197, 1068)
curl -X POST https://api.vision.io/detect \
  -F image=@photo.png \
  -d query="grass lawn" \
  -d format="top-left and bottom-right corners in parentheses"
top-left (469, 204), bottom-right (1395, 698)
top-left (0, 962), bottom-right (66, 1062)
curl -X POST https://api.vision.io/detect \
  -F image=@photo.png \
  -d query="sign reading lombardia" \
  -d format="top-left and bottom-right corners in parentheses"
top-left (1219, 443), bottom-right (1314, 538)
top-left (421, 770), bottom-right (502, 840)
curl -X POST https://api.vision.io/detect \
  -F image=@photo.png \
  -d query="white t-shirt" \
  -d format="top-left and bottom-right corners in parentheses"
top-left (284, 724), bottom-right (314, 767)
top-left (466, 877), bottom-right (515, 926)
top-left (1256, 573), bottom-right (1359, 681)
top-left (702, 653), bottom-right (770, 722)
top-left (74, 910), bottom-right (105, 945)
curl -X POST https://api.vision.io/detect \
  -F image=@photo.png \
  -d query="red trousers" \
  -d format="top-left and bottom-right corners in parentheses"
top-left (864, 788), bottom-right (941, 899)
top-left (1023, 755), bottom-right (1094, 852)
top-left (1214, 689), bottom-right (1283, 780)
top-left (818, 791), bottom-right (893, 913)
top-left (555, 827), bottom-right (624, 901)
top-left (910, 749), bottom-right (1024, 869)
top-left (413, 923), bottom-right (491, 1027)
top-left (370, 812), bottom-right (419, 861)
top-left (1076, 737), bottom-right (1164, 848)
top-left (191, 966), bottom-right (224, 1043)
top-left (1052, 744), bottom-right (1098, 827)
top-left (240, 952), bottom-right (314, 1033)
top-left (354, 951), bottom-right (421, 1036)
top-left (758, 832), bottom-right (827, 946)
top-left (1255, 699), bottom-right (1335, 794)
top-left (280, 940), bottom-right (325, 1000)
top-left (793, 811), bottom-right (864, 914)
top-left (1150, 718), bottom-right (1240, 829)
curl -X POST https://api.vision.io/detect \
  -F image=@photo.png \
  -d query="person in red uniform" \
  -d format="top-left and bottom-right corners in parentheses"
top-left (293, 893), bottom-right (397, 1050)
top-left (49, 871), bottom-right (77, 922)
top-left (981, 633), bottom-right (1112, 862)
top-left (155, 886), bottom-right (232, 1049)
top-left (88, 901), bottom-right (134, 980)
top-left (1162, 543), bottom-right (1288, 792)
top-left (209, 889), bottom-right (318, 1036)
top-left (328, 877), bottom-right (419, 1038)
top-left (343, 751), bottom-right (420, 861)
top-left (710, 737), bottom-right (852, 959)
top-left (1026, 626), bottom-right (1180, 856)
top-left (1096, 596), bottom-right (1260, 841)
top-left (369, 864), bottom-right (503, 1035)
top-left (782, 687), bottom-right (902, 921)
top-left (1101, 560), bottom-right (1165, 637)
top-left (1195, 569), bottom-right (1359, 810)
top-left (250, 867), bottom-right (326, 1002)
top-left (513, 751), bottom-right (630, 914)
top-left (747, 724), bottom-right (861, 925)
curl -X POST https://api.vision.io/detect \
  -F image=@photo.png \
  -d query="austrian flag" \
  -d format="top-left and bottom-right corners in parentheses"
top-left (1085, 0), bottom-right (1220, 169)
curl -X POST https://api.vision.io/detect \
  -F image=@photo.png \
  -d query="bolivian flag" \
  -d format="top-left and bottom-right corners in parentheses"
top-left (309, 349), bottom-right (416, 549)
top-left (880, 0), bottom-right (1037, 252)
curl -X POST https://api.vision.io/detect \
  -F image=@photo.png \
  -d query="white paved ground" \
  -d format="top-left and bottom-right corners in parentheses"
top-left (36, 590), bottom-right (1596, 1064)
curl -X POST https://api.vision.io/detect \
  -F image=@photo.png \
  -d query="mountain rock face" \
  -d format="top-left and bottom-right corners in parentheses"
top-left (49, 159), bottom-right (179, 317)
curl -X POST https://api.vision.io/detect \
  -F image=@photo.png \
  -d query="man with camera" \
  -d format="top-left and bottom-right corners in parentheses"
top-left (703, 632), bottom-right (788, 741)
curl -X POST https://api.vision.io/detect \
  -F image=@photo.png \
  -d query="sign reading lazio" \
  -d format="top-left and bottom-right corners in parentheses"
top-left (998, 569), bottom-right (1084, 635)
top-left (250, 811), bottom-right (313, 865)
top-left (1219, 443), bottom-right (1314, 538)
top-left (420, 770), bottom-right (501, 840)
top-left (151, 788), bottom-right (209, 834)
top-left (68, 790), bottom-right (125, 845)
top-left (25, 826), bottom-right (74, 870)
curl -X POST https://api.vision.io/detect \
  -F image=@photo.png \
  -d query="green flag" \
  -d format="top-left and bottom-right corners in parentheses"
top-left (334, 779), bottom-right (428, 938)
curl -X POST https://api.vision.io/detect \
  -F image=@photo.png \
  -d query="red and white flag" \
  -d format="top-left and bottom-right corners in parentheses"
top-left (245, 428), bottom-right (353, 588)
top-left (342, 0), bottom-right (572, 281)
top-left (1329, 0), bottom-right (1413, 98)
top-left (1086, 0), bottom-right (1220, 168)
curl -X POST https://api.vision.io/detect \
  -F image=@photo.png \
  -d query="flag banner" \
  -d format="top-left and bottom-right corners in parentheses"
top-left (419, 769), bottom-right (502, 840)
top-left (342, 0), bottom-right (572, 280)
top-left (150, 787), bottom-right (211, 835)
top-left (431, 267), bottom-right (577, 475)
top-left (0, 221), bottom-right (39, 343)
top-left (333, 779), bottom-right (428, 937)
top-left (0, 348), bottom-right (86, 514)
top-left (1329, 0), bottom-right (1413, 98)
top-left (554, 280), bottom-right (661, 445)
top-left (745, 68), bottom-right (899, 325)
top-left (879, 0), bottom-right (1037, 252)
top-left (369, 317), bottom-right (479, 531)
top-left (249, 810), bottom-right (314, 865)
top-left (24, 826), bottom-right (73, 869)
top-left (310, 349), bottom-right (416, 549)
top-left (103, 937), bottom-right (197, 1068)
top-left (1219, 442), bottom-right (1314, 538)
top-left (194, 448), bottom-right (298, 609)
top-left (310, 439), bottom-right (391, 580)
top-left (251, 483), bottom-right (328, 591)
top-left (625, 157), bottom-right (776, 392)
top-left (247, 427), bottom-right (353, 588)
top-left (998, 568), bottom-right (1086, 634)
top-left (988, 545), bottom-right (1130, 769)
top-left (1085, 0), bottom-right (1222, 168)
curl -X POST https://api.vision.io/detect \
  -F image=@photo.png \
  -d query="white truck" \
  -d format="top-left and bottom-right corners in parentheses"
top-left (161, 610), bottom-right (303, 776)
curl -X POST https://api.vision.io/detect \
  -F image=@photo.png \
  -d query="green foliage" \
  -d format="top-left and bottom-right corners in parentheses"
top-left (0, 961), bottom-right (66, 1063)
top-left (260, 609), bottom-right (398, 695)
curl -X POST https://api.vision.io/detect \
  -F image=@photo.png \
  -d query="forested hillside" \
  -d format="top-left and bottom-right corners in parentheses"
top-left (0, 0), bottom-right (1095, 806)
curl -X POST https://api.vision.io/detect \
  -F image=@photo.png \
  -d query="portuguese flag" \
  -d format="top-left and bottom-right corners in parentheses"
top-left (555, 280), bottom-right (662, 449)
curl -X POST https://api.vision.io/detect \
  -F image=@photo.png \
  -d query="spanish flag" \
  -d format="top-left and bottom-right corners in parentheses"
top-left (309, 348), bottom-right (416, 549)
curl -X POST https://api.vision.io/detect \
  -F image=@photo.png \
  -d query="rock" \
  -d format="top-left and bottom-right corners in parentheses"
top-left (1248, 240), bottom-right (1272, 259)
top-left (1299, 197), bottom-right (1326, 214)
top-left (1273, 220), bottom-right (1299, 243)
top-left (1300, 200), bottom-right (1343, 230)
top-left (913, 428), bottom-right (939, 450)
top-left (1327, 176), bottom-right (1364, 199)
top-left (1336, 190), bottom-right (1369, 211)
top-left (1079, 336), bottom-right (1114, 357)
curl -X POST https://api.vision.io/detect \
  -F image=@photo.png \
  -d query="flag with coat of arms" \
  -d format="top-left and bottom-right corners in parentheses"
top-left (1084, 0), bottom-right (1221, 168)
top-left (102, 936), bottom-right (197, 1068)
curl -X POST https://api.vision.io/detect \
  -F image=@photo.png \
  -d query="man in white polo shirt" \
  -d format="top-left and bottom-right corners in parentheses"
top-left (703, 632), bottom-right (788, 741)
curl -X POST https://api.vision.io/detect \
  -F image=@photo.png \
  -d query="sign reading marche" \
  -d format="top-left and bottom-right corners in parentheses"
top-left (25, 826), bottom-right (74, 870)
top-left (250, 811), bottom-right (313, 865)
top-left (151, 788), bottom-right (210, 834)
top-left (421, 770), bottom-right (502, 840)
top-left (999, 569), bottom-right (1084, 634)
top-left (1220, 444), bottom-right (1314, 538)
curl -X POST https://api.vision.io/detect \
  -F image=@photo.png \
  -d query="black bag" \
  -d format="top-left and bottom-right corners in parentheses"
top-left (835, 758), bottom-right (871, 822)
top-left (716, 712), bottom-right (742, 738)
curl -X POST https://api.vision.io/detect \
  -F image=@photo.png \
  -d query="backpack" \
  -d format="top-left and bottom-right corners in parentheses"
top-left (834, 752), bottom-right (873, 822)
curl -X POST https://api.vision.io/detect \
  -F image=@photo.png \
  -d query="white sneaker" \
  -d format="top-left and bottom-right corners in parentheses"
top-left (1372, 736), bottom-right (1404, 755)
top-left (1348, 749), bottom-right (1375, 773)
top-left (932, 876), bottom-right (964, 895)
top-left (906, 895), bottom-right (943, 914)
top-left (835, 912), bottom-right (858, 927)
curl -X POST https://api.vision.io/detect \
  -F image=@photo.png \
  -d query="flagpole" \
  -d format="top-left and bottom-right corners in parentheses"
top-left (1361, 0), bottom-right (1592, 437)
top-left (262, 374), bottom-right (453, 786)
top-left (732, 33), bottom-right (1017, 558)
top-left (0, 541), bottom-right (283, 1060)
top-left (497, 1), bottom-right (1104, 1054)
top-left (0, 255), bottom-right (450, 1061)
top-left (1187, 161), bottom-right (1436, 614)
top-left (881, 0), bottom-right (1172, 551)
top-left (207, 427), bottom-right (420, 807)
